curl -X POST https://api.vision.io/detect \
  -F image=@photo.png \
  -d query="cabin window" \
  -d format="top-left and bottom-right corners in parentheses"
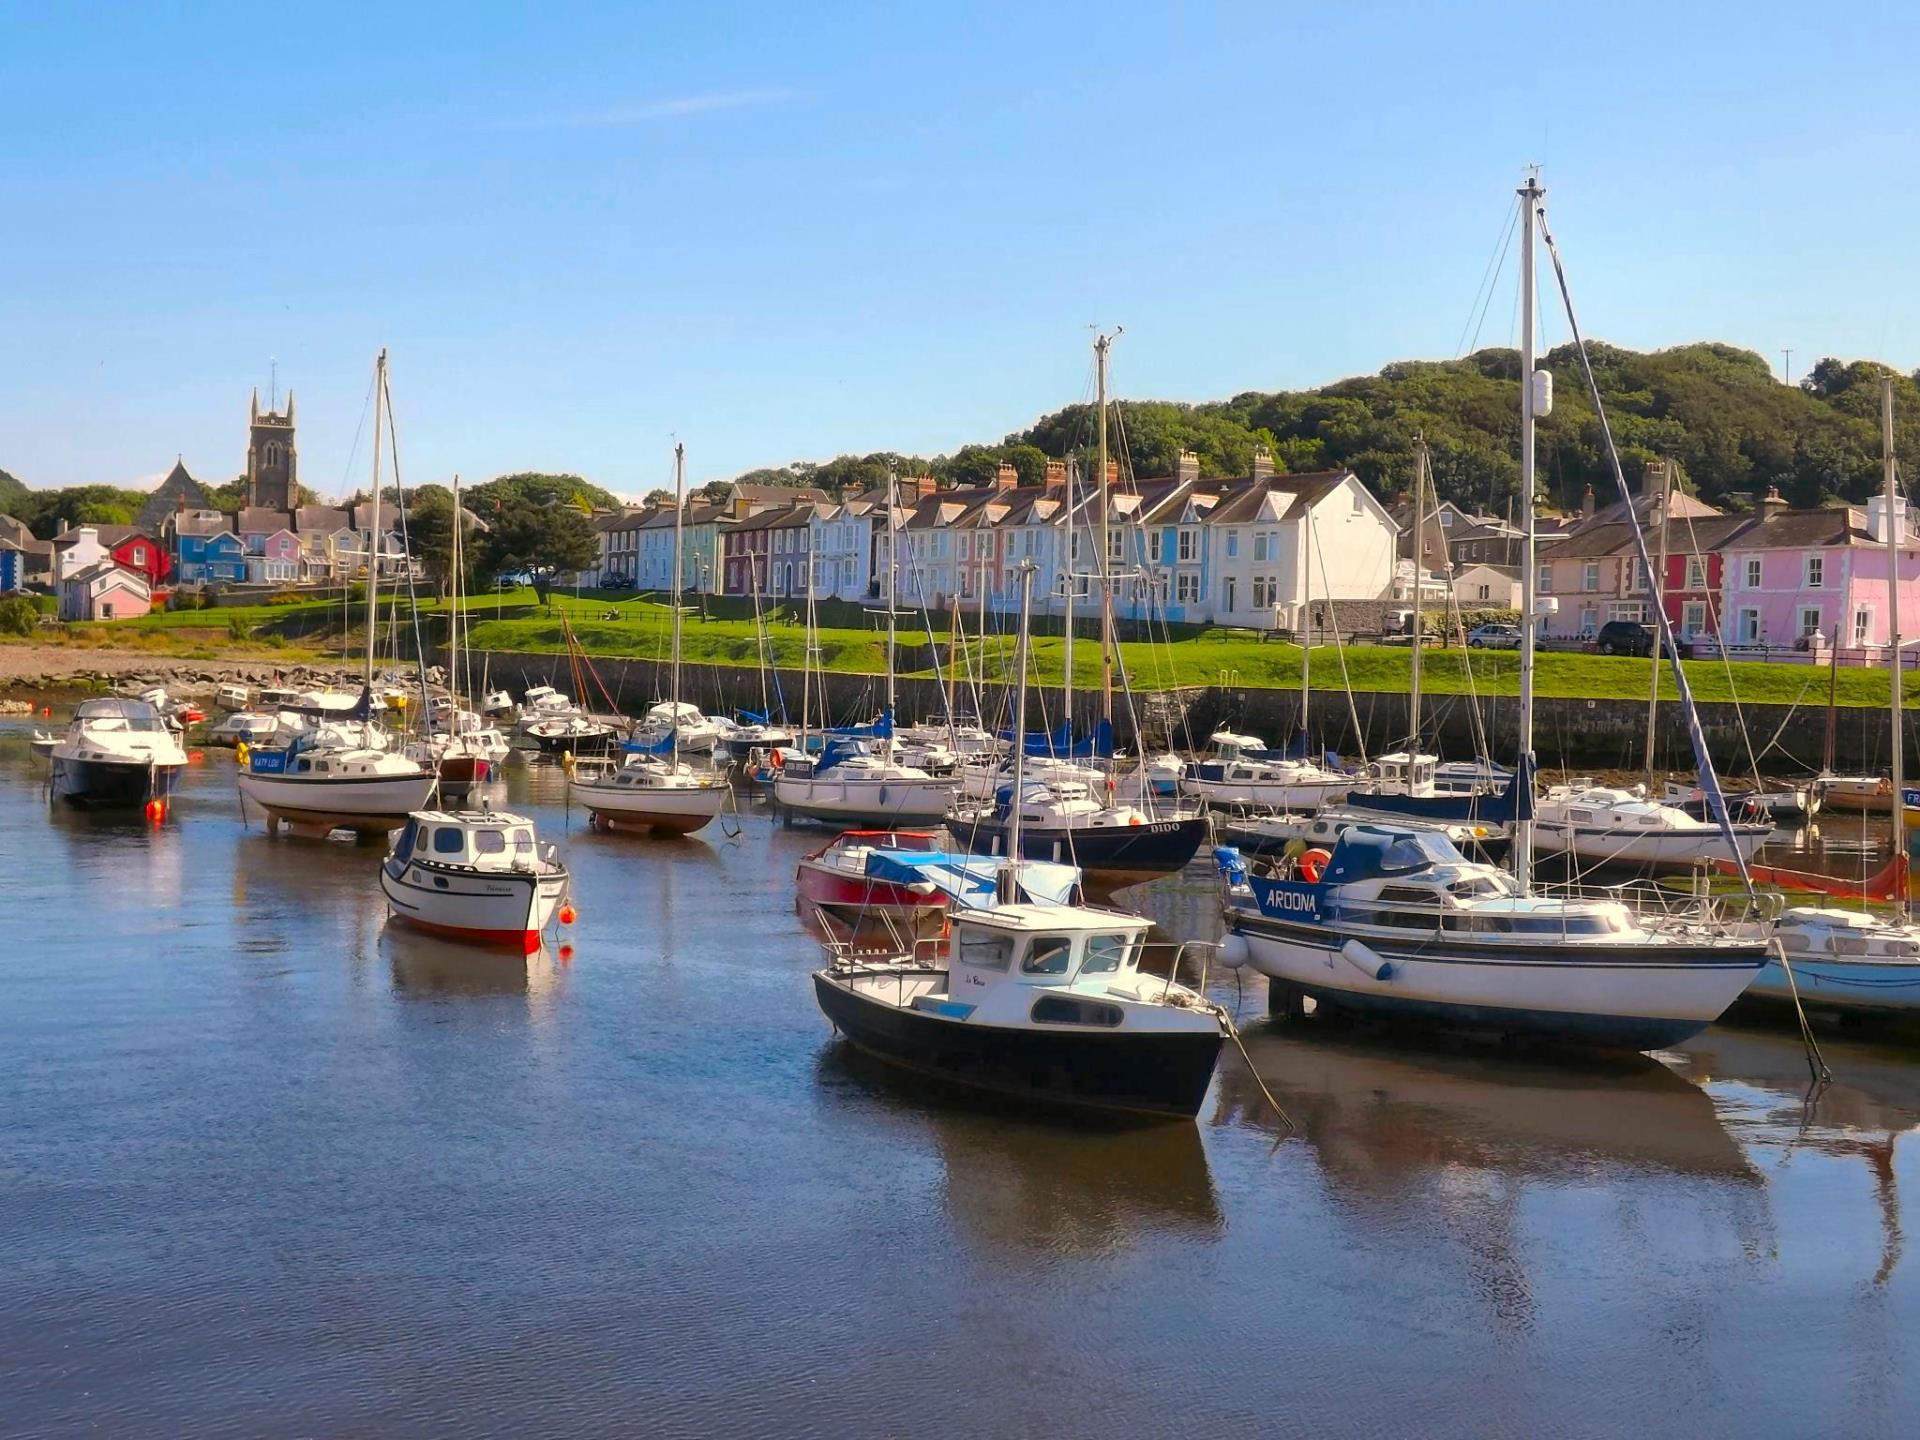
top-left (432, 828), bottom-right (465, 855)
top-left (1030, 995), bottom-right (1124, 1027)
top-left (959, 932), bottom-right (1013, 972)
top-left (1021, 935), bottom-right (1074, 975)
top-left (395, 819), bottom-right (417, 858)
top-left (1081, 933), bottom-right (1132, 974)
top-left (474, 830), bottom-right (506, 854)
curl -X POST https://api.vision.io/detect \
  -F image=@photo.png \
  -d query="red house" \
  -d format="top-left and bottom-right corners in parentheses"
top-left (1654, 514), bottom-right (1751, 643)
top-left (91, 526), bottom-right (173, 587)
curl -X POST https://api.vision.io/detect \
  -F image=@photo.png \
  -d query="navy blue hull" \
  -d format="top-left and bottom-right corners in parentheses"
top-left (50, 757), bottom-right (182, 810)
top-left (813, 972), bottom-right (1222, 1119)
top-left (951, 815), bottom-right (1206, 882)
top-left (1275, 980), bottom-right (1719, 1051)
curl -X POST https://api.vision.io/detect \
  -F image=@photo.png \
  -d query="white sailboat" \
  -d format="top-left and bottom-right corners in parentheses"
top-left (569, 443), bottom-right (729, 833)
top-left (237, 349), bottom-right (435, 837)
top-left (1216, 175), bottom-right (1768, 1050)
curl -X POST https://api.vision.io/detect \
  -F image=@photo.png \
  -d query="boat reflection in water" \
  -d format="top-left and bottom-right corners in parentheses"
top-left (384, 928), bottom-right (569, 1001)
top-left (815, 1044), bottom-right (1221, 1254)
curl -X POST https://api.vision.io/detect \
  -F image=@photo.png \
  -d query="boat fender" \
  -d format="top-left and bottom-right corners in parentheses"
top-left (1339, 938), bottom-right (1392, 983)
top-left (1218, 933), bottom-right (1251, 970)
top-left (235, 741), bottom-right (250, 765)
top-left (1129, 815), bottom-right (1142, 826)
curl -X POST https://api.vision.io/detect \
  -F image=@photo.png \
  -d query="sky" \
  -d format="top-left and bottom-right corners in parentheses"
top-left (2, 1), bottom-right (1917, 503)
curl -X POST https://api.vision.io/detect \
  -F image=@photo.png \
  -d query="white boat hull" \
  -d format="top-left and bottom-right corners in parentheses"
top-left (1234, 922), bottom-right (1762, 1049)
top-left (380, 861), bottom-right (567, 951)
top-left (1179, 775), bottom-right (1352, 809)
top-left (238, 771), bottom-right (438, 833)
top-left (571, 779), bottom-right (727, 833)
top-left (1532, 822), bottom-right (1769, 868)
top-left (773, 774), bottom-right (956, 825)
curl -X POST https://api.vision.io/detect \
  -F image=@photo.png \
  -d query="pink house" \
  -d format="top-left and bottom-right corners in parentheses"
top-left (1716, 492), bottom-right (1920, 659)
top-left (245, 528), bottom-right (301, 584)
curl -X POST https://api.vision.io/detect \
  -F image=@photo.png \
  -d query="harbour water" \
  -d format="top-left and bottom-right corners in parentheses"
top-left (5, 722), bottom-right (1919, 1438)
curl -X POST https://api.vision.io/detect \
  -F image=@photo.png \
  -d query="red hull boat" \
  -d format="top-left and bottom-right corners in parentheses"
top-left (796, 829), bottom-right (950, 918)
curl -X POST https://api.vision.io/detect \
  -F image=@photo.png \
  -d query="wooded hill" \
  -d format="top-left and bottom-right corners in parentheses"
top-left (730, 345), bottom-right (1920, 516)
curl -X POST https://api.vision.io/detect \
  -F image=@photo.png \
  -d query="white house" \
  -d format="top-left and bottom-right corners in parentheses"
top-left (810, 498), bottom-right (879, 600)
top-left (51, 525), bottom-right (109, 582)
top-left (1452, 561), bottom-right (1523, 609)
top-left (1203, 470), bottom-right (1399, 628)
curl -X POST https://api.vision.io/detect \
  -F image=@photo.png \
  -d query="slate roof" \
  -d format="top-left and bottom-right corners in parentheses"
top-left (136, 460), bottom-right (213, 532)
top-left (237, 507), bottom-right (296, 535)
top-left (1202, 471), bottom-right (1353, 526)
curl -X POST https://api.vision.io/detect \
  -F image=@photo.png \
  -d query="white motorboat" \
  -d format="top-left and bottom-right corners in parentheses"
top-left (949, 779), bottom-right (1208, 885)
top-left (1533, 785), bottom-right (1771, 870)
top-left (715, 717), bottom-right (797, 762)
top-left (1179, 751), bottom-right (1353, 810)
top-left (631, 700), bottom-right (722, 755)
top-left (1216, 824), bottom-right (1768, 1050)
top-left (773, 738), bottom-right (958, 825)
top-left (207, 710), bottom-right (280, 746)
top-left (480, 688), bottom-right (515, 717)
top-left (896, 716), bottom-right (1000, 757)
top-left (958, 753), bottom-right (1104, 802)
top-left (518, 684), bottom-right (576, 720)
top-left (1751, 907), bottom-right (1920, 1017)
top-left (47, 698), bottom-right (188, 810)
top-left (380, 808), bottom-right (571, 952)
top-left (521, 713), bottom-right (617, 757)
top-left (214, 682), bottom-right (252, 711)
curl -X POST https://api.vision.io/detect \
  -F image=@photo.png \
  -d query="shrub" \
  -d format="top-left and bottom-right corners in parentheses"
top-left (266, 590), bottom-right (309, 606)
top-left (0, 596), bottom-right (39, 636)
top-left (226, 615), bottom-right (252, 641)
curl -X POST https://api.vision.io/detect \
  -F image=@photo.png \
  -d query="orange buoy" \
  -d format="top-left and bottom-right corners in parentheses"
top-left (188, 750), bottom-right (205, 764)
top-left (1298, 846), bottom-right (1332, 884)
top-left (144, 799), bottom-right (163, 823)
top-left (558, 944), bottom-right (575, 961)
top-left (558, 904), bottom-right (577, 926)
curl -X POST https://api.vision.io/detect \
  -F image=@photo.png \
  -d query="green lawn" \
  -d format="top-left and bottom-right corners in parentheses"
top-left (38, 585), bottom-right (1914, 710)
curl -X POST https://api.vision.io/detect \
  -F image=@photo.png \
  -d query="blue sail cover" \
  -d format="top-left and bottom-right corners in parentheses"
top-left (815, 736), bottom-right (871, 773)
top-left (1243, 825), bottom-right (1467, 923)
top-left (1000, 718), bottom-right (1115, 759)
top-left (623, 728), bottom-right (677, 756)
top-left (1343, 756), bottom-right (1535, 826)
top-left (863, 848), bottom-right (1080, 908)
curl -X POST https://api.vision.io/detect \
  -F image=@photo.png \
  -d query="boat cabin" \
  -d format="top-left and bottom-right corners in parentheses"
top-left (1205, 731), bottom-right (1269, 762)
top-left (1368, 751), bottom-right (1437, 795)
top-left (391, 810), bottom-right (544, 872)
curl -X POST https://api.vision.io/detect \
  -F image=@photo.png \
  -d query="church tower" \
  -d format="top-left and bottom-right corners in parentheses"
top-left (247, 388), bottom-right (297, 509)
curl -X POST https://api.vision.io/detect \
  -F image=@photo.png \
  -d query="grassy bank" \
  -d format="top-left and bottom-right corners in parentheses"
top-left (16, 587), bottom-right (1913, 709)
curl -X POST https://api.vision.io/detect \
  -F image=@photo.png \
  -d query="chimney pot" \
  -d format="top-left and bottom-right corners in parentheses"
top-left (1582, 483), bottom-right (1596, 520)
top-left (1175, 450), bottom-right (1200, 484)
top-left (994, 462), bottom-right (1019, 491)
top-left (1250, 447), bottom-right (1274, 481)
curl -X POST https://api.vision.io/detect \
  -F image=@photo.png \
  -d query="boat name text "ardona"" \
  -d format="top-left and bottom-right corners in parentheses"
top-left (1256, 883), bottom-right (1322, 921)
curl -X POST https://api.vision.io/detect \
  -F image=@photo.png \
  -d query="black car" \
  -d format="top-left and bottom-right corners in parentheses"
top-left (1594, 620), bottom-right (1687, 658)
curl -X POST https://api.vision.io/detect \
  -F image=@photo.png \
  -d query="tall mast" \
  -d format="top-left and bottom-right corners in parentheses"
top-left (363, 348), bottom-right (386, 704)
top-left (671, 442), bottom-right (686, 765)
top-left (885, 468), bottom-right (899, 730)
top-left (1003, 559), bottom-right (1037, 903)
top-left (1060, 458), bottom-right (1076, 730)
top-left (450, 471), bottom-right (464, 709)
top-left (1095, 331), bottom-right (1116, 723)
top-left (1885, 376), bottom-right (1904, 909)
top-left (1642, 459), bottom-right (1673, 792)
top-left (1514, 179), bottom-right (1542, 895)
top-left (1409, 435), bottom-right (1428, 753)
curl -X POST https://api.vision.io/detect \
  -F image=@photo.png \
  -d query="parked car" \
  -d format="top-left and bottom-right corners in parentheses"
top-left (598, 575), bottom-right (635, 590)
top-left (1466, 623), bottom-right (1522, 649)
top-left (1594, 620), bottom-right (1689, 658)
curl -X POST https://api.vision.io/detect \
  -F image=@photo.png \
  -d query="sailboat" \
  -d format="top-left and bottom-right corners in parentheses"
top-left (568, 443), bottom-right (729, 833)
top-left (1215, 175), bottom-right (1768, 1050)
top-left (810, 560), bottom-right (1229, 1119)
top-left (237, 350), bottom-right (436, 837)
top-left (772, 470), bottom-right (958, 825)
top-left (950, 334), bottom-right (1207, 883)
top-left (1748, 377), bottom-right (1920, 1015)
top-left (405, 473), bottom-right (496, 798)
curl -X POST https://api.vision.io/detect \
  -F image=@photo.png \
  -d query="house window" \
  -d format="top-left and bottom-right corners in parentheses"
top-left (1175, 572), bottom-right (1201, 605)
top-left (957, 534), bottom-right (970, 560)
top-left (1739, 607), bottom-right (1762, 644)
top-left (1582, 562), bottom-right (1599, 592)
top-left (1682, 602), bottom-right (1708, 637)
top-left (1177, 529), bottom-right (1197, 563)
top-left (1252, 576), bottom-right (1278, 610)
top-left (1108, 529), bottom-right (1126, 563)
top-left (1855, 607), bottom-right (1872, 646)
top-left (1805, 555), bottom-right (1824, 588)
top-left (1799, 606), bottom-right (1822, 637)
top-left (1476, 584), bottom-right (1490, 601)
top-left (1253, 534), bottom-right (1270, 562)
top-left (1223, 531), bottom-right (1237, 559)
top-left (1609, 601), bottom-right (1644, 622)
top-left (1745, 557), bottom-right (1762, 588)
top-left (1579, 606), bottom-right (1599, 637)
top-left (1686, 556), bottom-right (1707, 590)
top-left (1223, 576), bottom-right (1237, 611)
top-left (1537, 565), bottom-right (1552, 593)
top-left (131, 545), bottom-right (145, 566)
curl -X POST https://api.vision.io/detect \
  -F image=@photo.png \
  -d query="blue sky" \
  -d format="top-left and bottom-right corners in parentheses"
top-left (2, 1), bottom-right (1915, 502)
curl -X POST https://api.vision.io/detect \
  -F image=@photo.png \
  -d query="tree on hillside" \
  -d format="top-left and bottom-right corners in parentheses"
top-left (406, 487), bottom-right (485, 599)
top-left (74, 501), bottom-right (134, 525)
top-left (465, 471), bottom-right (620, 517)
top-left (0, 469), bottom-right (28, 514)
top-left (480, 500), bottom-right (598, 602)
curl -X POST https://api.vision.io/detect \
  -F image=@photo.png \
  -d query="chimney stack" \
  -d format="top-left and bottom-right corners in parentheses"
top-left (994, 461), bottom-right (1019, 491)
top-left (1175, 450), bottom-right (1200, 484)
top-left (1250, 446), bottom-right (1274, 481)
top-left (1106, 459), bottom-right (1120, 486)
top-left (1758, 485), bottom-right (1789, 521)
top-left (1044, 460), bottom-right (1067, 494)
top-left (1582, 483), bottom-right (1596, 521)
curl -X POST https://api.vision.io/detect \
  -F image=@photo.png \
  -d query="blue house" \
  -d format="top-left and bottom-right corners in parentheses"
top-left (167, 511), bottom-right (248, 583)
top-left (0, 540), bottom-right (23, 593)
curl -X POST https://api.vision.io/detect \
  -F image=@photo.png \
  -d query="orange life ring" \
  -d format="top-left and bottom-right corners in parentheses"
top-left (770, 748), bottom-right (785, 769)
top-left (1299, 847), bottom-right (1332, 884)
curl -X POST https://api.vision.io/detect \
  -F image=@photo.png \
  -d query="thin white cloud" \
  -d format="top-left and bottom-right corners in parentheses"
top-left (500, 89), bottom-right (799, 131)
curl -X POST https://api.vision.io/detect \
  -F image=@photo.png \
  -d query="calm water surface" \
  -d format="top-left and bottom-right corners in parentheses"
top-left (4, 722), bottom-right (1919, 1438)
